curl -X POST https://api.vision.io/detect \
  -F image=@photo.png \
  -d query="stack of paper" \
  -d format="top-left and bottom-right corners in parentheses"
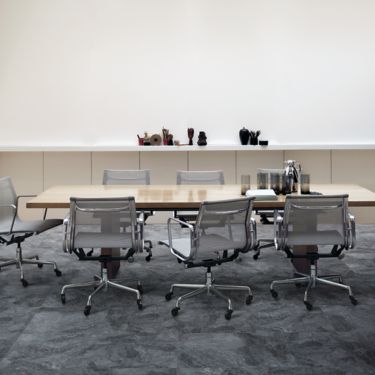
top-left (245, 189), bottom-right (278, 200)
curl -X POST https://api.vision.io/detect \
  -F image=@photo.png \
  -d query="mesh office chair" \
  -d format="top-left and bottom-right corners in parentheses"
top-left (0, 176), bottom-right (62, 286)
top-left (270, 194), bottom-right (357, 310)
top-left (61, 197), bottom-right (143, 316)
top-left (175, 170), bottom-right (225, 223)
top-left (166, 197), bottom-right (256, 320)
top-left (102, 169), bottom-right (153, 261)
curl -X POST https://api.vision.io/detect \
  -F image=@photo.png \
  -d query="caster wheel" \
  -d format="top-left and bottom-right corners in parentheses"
top-left (177, 259), bottom-right (182, 264)
top-left (225, 309), bottom-right (233, 320)
top-left (350, 296), bottom-right (358, 305)
top-left (171, 307), bottom-right (180, 317)
top-left (37, 263), bottom-right (43, 268)
top-left (55, 269), bottom-right (62, 277)
top-left (245, 295), bottom-right (253, 305)
top-left (270, 290), bottom-right (278, 299)
top-left (304, 301), bottom-right (313, 311)
top-left (137, 284), bottom-right (144, 295)
top-left (145, 255), bottom-right (152, 262)
top-left (137, 299), bottom-right (143, 310)
top-left (165, 292), bottom-right (173, 301)
top-left (21, 279), bottom-right (28, 287)
top-left (253, 253), bottom-right (259, 260)
top-left (127, 256), bottom-right (134, 263)
top-left (83, 306), bottom-right (91, 316)
top-left (61, 294), bottom-right (66, 304)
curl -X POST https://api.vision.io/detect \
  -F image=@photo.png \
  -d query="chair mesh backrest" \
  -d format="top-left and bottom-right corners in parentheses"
top-left (0, 176), bottom-right (18, 225)
top-left (176, 170), bottom-right (224, 185)
top-left (283, 195), bottom-right (349, 246)
top-left (257, 168), bottom-right (285, 175)
top-left (69, 197), bottom-right (137, 250)
top-left (193, 197), bottom-right (254, 256)
top-left (103, 170), bottom-right (150, 185)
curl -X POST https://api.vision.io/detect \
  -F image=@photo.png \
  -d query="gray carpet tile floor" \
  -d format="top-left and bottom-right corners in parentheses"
top-left (0, 223), bottom-right (375, 374)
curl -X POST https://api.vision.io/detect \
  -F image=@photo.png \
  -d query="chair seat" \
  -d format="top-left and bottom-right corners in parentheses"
top-left (170, 234), bottom-right (246, 260)
top-left (288, 230), bottom-right (343, 246)
top-left (74, 232), bottom-right (133, 249)
top-left (0, 217), bottom-right (62, 235)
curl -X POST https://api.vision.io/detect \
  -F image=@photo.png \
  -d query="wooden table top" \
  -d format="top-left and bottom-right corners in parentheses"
top-left (26, 184), bottom-right (375, 210)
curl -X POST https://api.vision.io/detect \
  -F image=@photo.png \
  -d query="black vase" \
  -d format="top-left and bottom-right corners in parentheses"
top-left (239, 127), bottom-right (250, 145)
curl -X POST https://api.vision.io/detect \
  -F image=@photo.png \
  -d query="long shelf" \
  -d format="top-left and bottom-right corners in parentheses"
top-left (1, 144), bottom-right (375, 152)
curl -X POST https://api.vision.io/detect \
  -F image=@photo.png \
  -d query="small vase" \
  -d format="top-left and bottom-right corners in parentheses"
top-left (239, 127), bottom-right (250, 145)
top-left (250, 137), bottom-right (258, 145)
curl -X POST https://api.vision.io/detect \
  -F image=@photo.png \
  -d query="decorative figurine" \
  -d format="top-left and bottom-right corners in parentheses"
top-left (187, 128), bottom-right (194, 146)
top-left (162, 127), bottom-right (169, 145)
top-left (167, 134), bottom-right (174, 145)
top-left (143, 132), bottom-right (151, 146)
top-left (137, 134), bottom-right (144, 145)
top-left (150, 134), bottom-right (162, 145)
top-left (239, 127), bottom-right (250, 145)
top-left (197, 131), bottom-right (207, 146)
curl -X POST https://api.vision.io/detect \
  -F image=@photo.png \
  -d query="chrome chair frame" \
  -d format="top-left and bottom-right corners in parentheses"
top-left (61, 197), bottom-right (143, 315)
top-left (0, 178), bottom-right (62, 286)
top-left (270, 194), bottom-right (357, 310)
top-left (166, 197), bottom-right (256, 320)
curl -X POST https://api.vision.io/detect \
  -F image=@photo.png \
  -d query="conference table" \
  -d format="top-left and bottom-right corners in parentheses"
top-left (26, 183), bottom-right (375, 210)
top-left (27, 184), bottom-right (375, 276)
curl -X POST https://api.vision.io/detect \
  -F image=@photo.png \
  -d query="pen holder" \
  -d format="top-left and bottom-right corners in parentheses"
top-left (250, 136), bottom-right (258, 145)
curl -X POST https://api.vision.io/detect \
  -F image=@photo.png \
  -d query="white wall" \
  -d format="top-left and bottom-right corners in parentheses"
top-left (1, 0), bottom-right (375, 146)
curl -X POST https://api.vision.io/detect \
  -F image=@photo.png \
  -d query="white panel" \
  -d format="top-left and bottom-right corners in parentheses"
top-left (236, 151), bottom-right (284, 187)
top-left (332, 150), bottom-right (375, 191)
top-left (140, 152), bottom-right (187, 184)
top-left (332, 150), bottom-right (375, 223)
top-left (44, 152), bottom-right (91, 218)
top-left (92, 152), bottom-right (139, 184)
top-left (44, 152), bottom-right (91, 188)
top-left (284, 150), bottom-right (331, 183)
top-left (188, 151), bottom-right (236, 183)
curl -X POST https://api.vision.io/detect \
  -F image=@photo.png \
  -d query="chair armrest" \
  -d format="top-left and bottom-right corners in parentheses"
top-left (168, 217), bottom-right (194, 232)
top-left (62, 215), bottom-right (70, 253)
top-left (17, 195), bottom-right (48, 219)
top-left (348, 213), bottom-right (356, 249)
top-left (0, 204), bottom-right (17, 234)
top-left (249, 217), bottom-right (257, 250)
top-left (167, 217), bottom-right (194, 261)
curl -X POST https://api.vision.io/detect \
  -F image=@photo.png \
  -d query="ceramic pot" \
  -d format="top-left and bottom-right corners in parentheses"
top-left (239, 127), bottom-right (250, 145)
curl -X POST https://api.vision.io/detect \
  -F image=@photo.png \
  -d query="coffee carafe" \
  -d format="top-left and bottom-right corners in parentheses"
top-left (284, 160), bottom-right (301, 193)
